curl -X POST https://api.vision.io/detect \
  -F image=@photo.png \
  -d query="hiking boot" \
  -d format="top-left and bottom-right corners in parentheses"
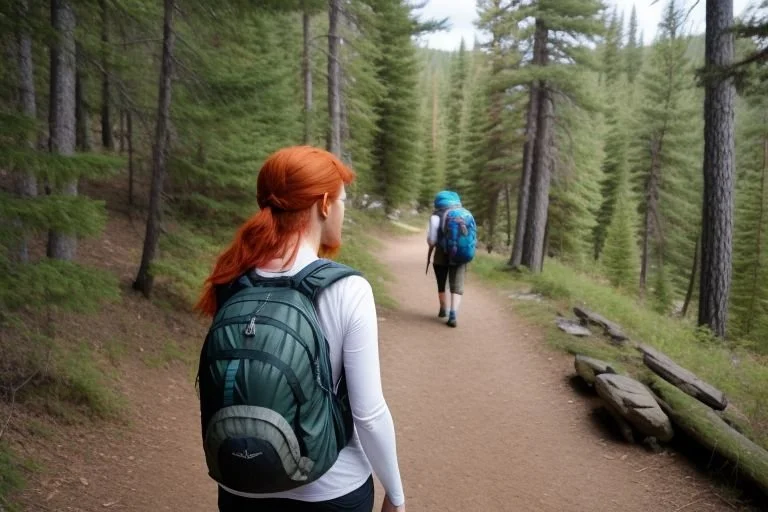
top-left (438, 308), bottom-right (447, 318)
top-left (447, 313), bottom-right (457, 328)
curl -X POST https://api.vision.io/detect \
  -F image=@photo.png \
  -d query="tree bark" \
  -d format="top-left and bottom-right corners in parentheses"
top-left (509, 83), bottom-right (539, 267)
top-left (327, 0), bottom-right (342, 157)
top-left (127, 109), bottom-right (134, 206)
top-left (522, 36), bottom-right (553, 275)
top-left (640, 142), bottom-right (660, 294)
top-left (511, 19), bottom-right (548, 268)
top-left (75, 43), bottom-right (90, 151)
top-left (303, 4), bottom-right (312, 145)
top-left (133, 0), bottom-right (175, 297)
top-left (100, 0), bottom-right (114, 150)
top-left (698, 0), bottom-right (735, 338)
top-left (12, 0), bottom-right (38, 264)
top-left (47, 0), bottom-right (78, 261)
top-left (682, 234), bottom-right (700, 318)
top-left (505, 182), bottom-right (512, 247)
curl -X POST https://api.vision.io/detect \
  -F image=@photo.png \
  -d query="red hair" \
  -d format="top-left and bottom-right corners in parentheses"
top-left (195, 146), bottom-right (355, 316)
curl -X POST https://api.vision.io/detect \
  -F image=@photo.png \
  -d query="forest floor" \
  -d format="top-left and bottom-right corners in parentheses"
top-left (3, 187), bottom-right (759, 511)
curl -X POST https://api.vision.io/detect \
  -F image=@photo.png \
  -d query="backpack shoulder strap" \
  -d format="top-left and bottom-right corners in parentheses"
top-left (292, 259), bottom-right (362, 301)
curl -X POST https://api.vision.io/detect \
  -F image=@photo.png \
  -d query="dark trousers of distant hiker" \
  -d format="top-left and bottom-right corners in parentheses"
top-left (218, 476), bottom-right (374, 512)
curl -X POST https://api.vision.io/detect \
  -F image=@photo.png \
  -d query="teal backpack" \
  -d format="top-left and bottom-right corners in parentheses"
top-left (197, 259), bottom-right (359, 494)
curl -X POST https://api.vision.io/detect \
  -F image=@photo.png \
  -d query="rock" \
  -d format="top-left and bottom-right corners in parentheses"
top-left (508, 292), bottom-right (543, 302)
top-left (573, 306), bottom-right (629, 345)
top-left (638, 344), bottom-right (727, 411)
top-left (574, 355), bottom-right (616, 385)
top-left (595, 374), bottom-right (674, 443)
top-left (557, 318), bottom-right (592, 337)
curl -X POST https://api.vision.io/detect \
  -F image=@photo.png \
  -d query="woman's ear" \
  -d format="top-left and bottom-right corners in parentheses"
top-left (320, 193), bottom-right (329, 219)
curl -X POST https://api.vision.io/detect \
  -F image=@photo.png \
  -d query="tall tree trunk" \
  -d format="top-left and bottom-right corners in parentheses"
top-left (75, 43), bottom-right (90, 151)
top-left (133, 0), bottom-right (175, 298)
top-left (505, 182), bottom-right (512, 247)
top-left (682, 234), bottom-right (700, 318)
top-left (100, 0), bottom-right (114, 150)
top-left (640, 145), bottom-right (660, 294)
top-left (327, 0), bottom-right (342, 157)
top-left (302, 4), bottom-right (312, 145)
top-left (119, 108), bottom-right (126, 153)
top-left (522, 46), bottom-right (553, 274)
top-left (509, 83), bottom-right (539, 267)
top-left (13, 0), bottom-right (38, 264)
top-left (698, 0), bottom-right (735, 338)
top-left (47, 0), bottom-right (78, 261)
top-left (127, 109), bottom-right (134, 206)
top-left (511, 20), bottom-right (547, 268)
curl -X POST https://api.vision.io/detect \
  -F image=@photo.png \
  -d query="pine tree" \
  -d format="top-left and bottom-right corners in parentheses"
top-left (443, 39), bottom-right (468, 192)
top-left (602, 161), bottom-right (640, 290)
top-left (730, 91), bottom-right (768, 340)
top-left (370, 0), bottom-right (421, 211)
top-left (418, 72), bottom-right (440, 210)
top-left (631, 0), bottom-right (702, 308)
top-left (626, 5), bottom-right (643, 84)
top-left (508, 0), bottom-right (604, 271)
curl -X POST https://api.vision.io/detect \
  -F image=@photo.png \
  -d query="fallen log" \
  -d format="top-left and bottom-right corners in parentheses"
top-left (573, 306), bottom-right (629, 345)
top-left (639, 344), bottom-right (727, 411)
top-left (649, 377), bottom-right (768, 497)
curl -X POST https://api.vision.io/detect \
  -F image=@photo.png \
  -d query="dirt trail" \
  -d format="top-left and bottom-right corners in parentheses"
top-left (16, 231), bottom-right (743, 511)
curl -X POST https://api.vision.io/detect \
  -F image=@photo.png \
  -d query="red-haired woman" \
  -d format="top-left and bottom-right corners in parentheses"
top-left (196, 146), bottom-right (405, 512)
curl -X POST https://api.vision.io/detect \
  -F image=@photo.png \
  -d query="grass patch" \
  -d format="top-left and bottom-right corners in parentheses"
top-left (473, 252), bottom-right (768, 449)
top-left (0, 441), bottom-right (40, 511)
top-left (142, 340), bottom-right (195, 369)
top-left (18, 342), bottom-right (126, 423)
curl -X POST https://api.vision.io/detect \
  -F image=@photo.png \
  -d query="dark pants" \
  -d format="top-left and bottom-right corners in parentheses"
top-left (433, 263), bottom-right (466, 295)
top-left (218, 476), bottom-right (374, 512)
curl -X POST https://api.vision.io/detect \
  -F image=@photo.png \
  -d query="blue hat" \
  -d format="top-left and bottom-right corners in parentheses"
top-left (434, 190), bottom-right (461, 209)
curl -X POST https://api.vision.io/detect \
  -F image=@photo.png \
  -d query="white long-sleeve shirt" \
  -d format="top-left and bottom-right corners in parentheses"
top-left (220, 244), bottom-right (405, 506)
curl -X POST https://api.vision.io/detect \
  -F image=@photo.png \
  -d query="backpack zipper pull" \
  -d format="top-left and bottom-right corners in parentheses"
top-left (244, 317), bottom-right (257, 336)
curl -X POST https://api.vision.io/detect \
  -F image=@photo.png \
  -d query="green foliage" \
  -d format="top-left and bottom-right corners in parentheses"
top-left (443, 40), bottom-right (468, 194)
top-left (730, 93), bottom-right (768, 343)
top-left (370, 0), bottom-right (422, 210)
top-left (602, 166), bottom-right (640, 290)
top-left (548, 91), bottom-right (604, 265)
top-left (625, 5), bottom-right (643, 84)
top-left (0, 259), bottom-right (119, 315)
top-left (0, 442), bottom-right (27, 511)
top-left (630, 1), bottom-right (702, 302)
top-left (0, 194), bottom-right (107, 238)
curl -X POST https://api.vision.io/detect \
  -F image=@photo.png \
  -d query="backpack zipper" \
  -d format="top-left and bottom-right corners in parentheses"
top-left (244, 317), bottom-right (257, 336)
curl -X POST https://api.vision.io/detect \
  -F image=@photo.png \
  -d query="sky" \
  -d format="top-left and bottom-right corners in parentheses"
top-left (416, 0), bottom-right (756, 52)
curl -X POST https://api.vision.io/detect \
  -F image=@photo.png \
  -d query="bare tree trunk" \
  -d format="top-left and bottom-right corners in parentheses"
top-left (327, 0), bottom-right (342, 157)
top-left (522, 40), bottom-right (553, 275)
top-left (12, 0), bottom-right (38, 264)
top-left (133, 0), bottom-right (175, 298)
top-left (119, 108), bottom-right (126, 154)
top-left (511, 20), bottom-right (547, 268)
top-left (75, 43), bottom-right (90, 151)
top-left (640, 146), bottom-right (660, 294)
top-left (100, 0), bottom-right (114, 150)
top-left (509, 83), bottom-right (539, 267)
top-left (47, 0), bottom-right (78, 261)
top-left (505, 182), bottom-right (512, 247)
top-left (682, 234), bottom-right (700, 318)
top-left (303, 4), bottom-right (312, 145)
top-left (127, 109), bottom-right (134, 206)
top-left (698, 0), bottom-right (735, 338)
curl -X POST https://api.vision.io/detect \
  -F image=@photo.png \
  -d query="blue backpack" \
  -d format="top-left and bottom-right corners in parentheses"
top-left (438, 207), bottom-right (477, 264)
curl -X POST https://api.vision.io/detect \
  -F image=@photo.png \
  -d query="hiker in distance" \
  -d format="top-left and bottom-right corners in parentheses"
top-left (426, 190), bottom-right (477, 328)
top-left (195, 146), bottom-right (406, 512)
